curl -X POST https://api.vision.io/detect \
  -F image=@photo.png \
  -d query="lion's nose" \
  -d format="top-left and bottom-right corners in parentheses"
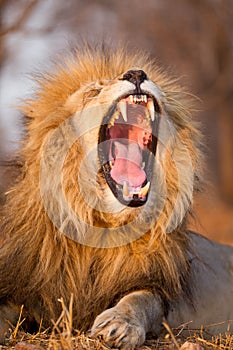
top-left (122, 69), bottom-right (148, 93)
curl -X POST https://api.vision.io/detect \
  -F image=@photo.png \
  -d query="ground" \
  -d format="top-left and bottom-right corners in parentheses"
top-left (1, 296), bottom-right (232, 349)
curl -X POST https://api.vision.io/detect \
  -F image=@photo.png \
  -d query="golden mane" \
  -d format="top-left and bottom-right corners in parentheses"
top-left (0, 45), bottom-right (202, 331)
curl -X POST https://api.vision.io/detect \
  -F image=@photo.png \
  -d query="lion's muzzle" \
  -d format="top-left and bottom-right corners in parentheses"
top-left (98, 71), bottom-right (160, 207)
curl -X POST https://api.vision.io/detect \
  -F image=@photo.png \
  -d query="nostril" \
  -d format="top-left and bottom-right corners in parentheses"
top-left (122, 70), bottom-right (147, 93)
top-left (122, 69), bottom-right (147, 84)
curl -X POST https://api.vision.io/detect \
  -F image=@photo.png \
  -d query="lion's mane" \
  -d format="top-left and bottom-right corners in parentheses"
top-left (0, 45), bottom-right (202, 331)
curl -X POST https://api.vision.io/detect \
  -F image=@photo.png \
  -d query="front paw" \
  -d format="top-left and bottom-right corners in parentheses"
top-left (91, 308), bottom-right (146, 350)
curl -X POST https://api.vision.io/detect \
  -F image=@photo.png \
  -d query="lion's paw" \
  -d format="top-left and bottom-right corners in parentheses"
top-left (91, 308), bottom-right (146, 349)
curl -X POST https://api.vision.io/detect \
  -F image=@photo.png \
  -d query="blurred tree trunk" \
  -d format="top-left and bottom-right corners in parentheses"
top-left (0, 1), bottom-right (5, 203)
top-left (219, 108), bottom-right (233, 201)
top-left (203, 1), bottom-right (233, 202)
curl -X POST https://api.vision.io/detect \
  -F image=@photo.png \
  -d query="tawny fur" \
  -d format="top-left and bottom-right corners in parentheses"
top-left (0, 46), bottom-right (203, 335)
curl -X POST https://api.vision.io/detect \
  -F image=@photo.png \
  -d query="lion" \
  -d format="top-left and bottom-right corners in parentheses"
top-left (0, 45), bottom-right (232, 349)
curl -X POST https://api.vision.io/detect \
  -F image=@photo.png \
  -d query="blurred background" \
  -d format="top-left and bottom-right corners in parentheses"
top-left (0, 0), bottom-right (232, 245)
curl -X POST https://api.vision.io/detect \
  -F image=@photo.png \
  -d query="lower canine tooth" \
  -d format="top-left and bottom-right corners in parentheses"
top-left (140, 182), bottom-right (150, 197)
top-left (147, 100), bottom-right (155, 122)
top-left (145, 108), bottom-right (150, 122)
top-left (123, 181), bottom-right (129, 197)
top-left (119, 101), bottom-right (127, 122)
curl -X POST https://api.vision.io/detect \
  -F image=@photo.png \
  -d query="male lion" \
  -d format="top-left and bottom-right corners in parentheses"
top-left (0, 46), bottom-right (232, 349)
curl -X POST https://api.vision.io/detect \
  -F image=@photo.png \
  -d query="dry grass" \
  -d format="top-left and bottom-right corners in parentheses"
top-left (1, 298), bottom-right (232, 350)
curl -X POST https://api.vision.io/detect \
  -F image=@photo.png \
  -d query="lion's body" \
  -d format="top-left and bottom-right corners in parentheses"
top-left (168, 233), bottom-right (233, 333)
top-left (0, 46), bottom-right (232, 347)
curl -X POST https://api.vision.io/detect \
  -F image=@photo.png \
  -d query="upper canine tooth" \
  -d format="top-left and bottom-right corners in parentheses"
top-left (147, 100), bottom-right (155, 122)
top-left (140, 182), bottom-right (150, 197)
top-left (119, 101), bottom-right (127, 122)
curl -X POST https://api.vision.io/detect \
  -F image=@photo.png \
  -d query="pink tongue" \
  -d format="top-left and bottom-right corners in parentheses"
top-left (110, 140), bottom-right (146, 187)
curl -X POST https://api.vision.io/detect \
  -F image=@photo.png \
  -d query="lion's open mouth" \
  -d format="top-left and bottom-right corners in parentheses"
top-left (98, 94), bottom-right (159, 207)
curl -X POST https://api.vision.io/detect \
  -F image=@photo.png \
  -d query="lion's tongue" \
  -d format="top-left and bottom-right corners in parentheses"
top-left (110, 140), bottom-right (146, 187)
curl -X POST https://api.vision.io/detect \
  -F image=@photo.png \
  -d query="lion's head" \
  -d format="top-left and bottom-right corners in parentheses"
top-left (21, 47), bottom-right (201, 248)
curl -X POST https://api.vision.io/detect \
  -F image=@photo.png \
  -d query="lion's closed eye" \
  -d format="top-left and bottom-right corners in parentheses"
top-left (84, 88), bottom-right (102, 100)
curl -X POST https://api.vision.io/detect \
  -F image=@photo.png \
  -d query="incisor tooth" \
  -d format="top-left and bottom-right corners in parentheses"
top-left (140, 182), bottom-right (150, 197)
top-left (123, 181), bottom-right (129, 197)
top-left (119, 101), bottom-right (127, 122)
top-left (147, 100), bottom-right (155, 122)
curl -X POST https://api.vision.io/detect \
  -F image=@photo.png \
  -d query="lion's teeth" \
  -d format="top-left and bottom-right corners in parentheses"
top-left (139, 182), bottom-right (150, 197)
top-left (128, 94), bottom-right (148, 103)
top-left (108, 110), bottom-right (120, 128)
top-left (129, 95), bottom-right (134, 103)
top-left (145, 108), bottom-right (150, 123)
top-left (123, 181), bottom-right (129, 197)
top-left (119, 101), bottom-right (127, 122)
top-left (108, 120), bottom-right (114, 128)
top-left (114, 111), bottom-right (119, 120)
top-left (147, 100), bottom-right (155, 122)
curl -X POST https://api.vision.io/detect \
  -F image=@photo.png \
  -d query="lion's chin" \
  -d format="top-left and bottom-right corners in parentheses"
top-left (98, 93), bottom-right (159, 207)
